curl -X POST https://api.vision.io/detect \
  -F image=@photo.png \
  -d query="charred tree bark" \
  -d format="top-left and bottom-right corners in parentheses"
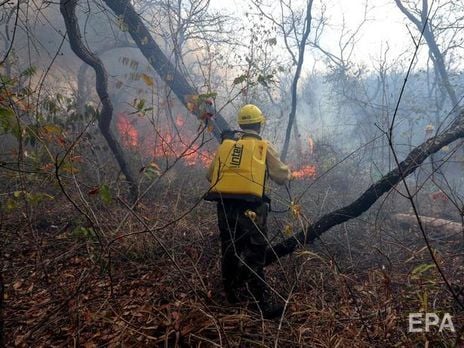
top-left (394, 0), bottom-right (459, 108)
top-left (266, 110), bottom-right (464, 265)
top-left (60, 0), bottom-right (138, 201)
top-left (280, 0), bottom-right (313, 162)
top-left (102, 0), bottom-right (230, 141)
top-left (76, 41), bottom-right (136, 114)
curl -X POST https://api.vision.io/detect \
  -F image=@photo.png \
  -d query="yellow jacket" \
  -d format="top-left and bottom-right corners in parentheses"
top-left (206, 130), bottom-right (291, 185)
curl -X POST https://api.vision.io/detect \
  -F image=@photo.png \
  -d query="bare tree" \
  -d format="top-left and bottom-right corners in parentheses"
top-left (102, 0), bottom-right (231, 141)
top-left (394, 0), bottom-right (459, 109)
top-left (60, 0), bottom-right (139, 201)
top-left (76, 41), bottom-right (136, 114)
top-left (281, 0), bottom-right (313, 162)
top-left (266, 108), bottom-right (464, 264)
top-left (157, 0), bottom-right (231, 67)
top-left (0, 0), bottom-right (19, 68)
top-left (0, 2), bottom-right (19, 77)
top-left (251, 0), bottom-right (313, 161)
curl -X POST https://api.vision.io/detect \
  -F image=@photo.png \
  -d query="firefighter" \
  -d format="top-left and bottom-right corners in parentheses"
top-left (206, 104), bottom-right (291, 319)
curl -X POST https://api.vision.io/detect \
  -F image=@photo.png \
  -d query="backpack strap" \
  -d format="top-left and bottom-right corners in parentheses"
top-left (220, 130), bottom-right (262, 142)
top-left (220, 130), bottom-right (237, 142)
top-left (241, 132), bottom-right (262, 140)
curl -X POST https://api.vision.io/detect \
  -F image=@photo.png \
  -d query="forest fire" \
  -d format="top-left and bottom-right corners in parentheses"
top-left (4, 0), bottom-right (464, 345)
top-left (116, 113), bottom-right (212, 166)
top-left (290, 136), bottom-right (317, 178)
top-left (291, 164), bottom-right (317, 179)
top-left (116, 113), bottom-right (316, 177)
top-left (116, 114), bottom-right (138, 148)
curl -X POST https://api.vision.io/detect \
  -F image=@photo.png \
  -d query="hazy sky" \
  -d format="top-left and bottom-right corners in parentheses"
top-left (211, 0), bottom-right (421, 68)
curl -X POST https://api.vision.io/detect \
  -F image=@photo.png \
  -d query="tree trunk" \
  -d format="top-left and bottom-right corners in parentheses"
top-left (102, 0), bottom-right (230, 141)
top-left (293, 118), bottom-right (303, 160)
top-left (76, 42), bottom-right (136, 115)
top-left (60, 0), bottom-right (138, 202)
top-left (394, 0), bottom-right (459, 108)
top-left (424, 28), bottom-right (459, 107)
top-left (266, 110), bottom-right (464, 265)
top-left (280, 0), bottom-right (313, 162)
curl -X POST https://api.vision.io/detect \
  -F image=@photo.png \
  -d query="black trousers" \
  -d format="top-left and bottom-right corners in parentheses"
top-left (217, 200), bottom-right (269, 303)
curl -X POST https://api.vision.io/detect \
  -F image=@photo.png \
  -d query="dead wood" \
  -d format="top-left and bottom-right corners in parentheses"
top-left (393, 213), bottom-right (463, 235)
top-left (266, 110), bottom-right (464, 265)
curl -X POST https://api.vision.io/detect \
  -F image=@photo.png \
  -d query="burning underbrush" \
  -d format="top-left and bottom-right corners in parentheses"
top-left (115, 112), bottom-right (318, 182)
top-left (2, 155), bottom-right (464, 346)
top-left (1, 113), bottom-right (463, 347)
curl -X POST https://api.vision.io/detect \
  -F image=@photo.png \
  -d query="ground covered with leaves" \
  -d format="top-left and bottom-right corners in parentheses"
top-left (2, 186), bottom-right (464, 347)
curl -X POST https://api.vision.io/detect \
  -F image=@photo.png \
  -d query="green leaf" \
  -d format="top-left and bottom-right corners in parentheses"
top-left (198, 92), bottom-right (217, 101)
top-left (137, 98), bottom-right (145, 111)
top-left (411, 263), bottom-right (435, 277)
top-left (116, 16), bottom-right (129, 32)
top-left (99, 184), bottom-right (112, 205)
top-left (0, 107), bottom-right (15, 132)
top-left (72, 226), bottom-right (97, 240)
top-left (6, 199), bottom-right (16, 211)
top-left (27, 192), bottom-right (54, 205)
top-left (233, 74), bottom-right (247, 85)
top-left (143, 167), bottom-right (160, 180)
top-left (257, 74), bottom-right (275, 87)
top-left (0, 74), bottom-right (13, 86)
top-left (21, 66), bottom-right (37, 77)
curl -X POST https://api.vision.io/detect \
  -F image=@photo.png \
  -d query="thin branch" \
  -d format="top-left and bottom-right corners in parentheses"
top-left (266, 110), bottom-right (464, 265)
top-left (102, 0), bottom-right (231, 140)
top-left (0, 0), bottom-right (20, 65)
top-left (60, 0), bottom-right (139, 201)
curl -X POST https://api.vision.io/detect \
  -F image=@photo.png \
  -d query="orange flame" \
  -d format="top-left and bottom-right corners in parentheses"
top-left (153, 135), bottom-right (212, 167)
top-left (116, 113), bottom-right (138, 148)
top-left (115, 113), bottom-right (315, 175)
top-left (292, 164), bottom-right (317, 179)
top-left (151, 127), bottom-right (212, 167)
top-left (116, 113), bottom-right (212, 167)
top-left (290, 136), bottom-right (316, 179)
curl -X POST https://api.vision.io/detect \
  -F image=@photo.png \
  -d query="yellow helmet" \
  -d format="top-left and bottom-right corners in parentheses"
top-left (237, 104), bottom-right (265, 125)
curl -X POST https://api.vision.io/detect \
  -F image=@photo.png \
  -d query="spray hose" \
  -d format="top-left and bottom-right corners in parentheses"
top-left (267, 181), bottom-right (293, 214)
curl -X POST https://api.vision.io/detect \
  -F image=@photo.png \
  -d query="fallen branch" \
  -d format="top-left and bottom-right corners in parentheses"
top-left (393, 213), bottom-right (463, 235)
top-left (266, 110), bottom-right (464, 265)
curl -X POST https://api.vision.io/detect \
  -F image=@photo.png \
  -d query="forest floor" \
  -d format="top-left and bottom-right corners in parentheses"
top-left (2, 194), bottom-right (464, 347)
